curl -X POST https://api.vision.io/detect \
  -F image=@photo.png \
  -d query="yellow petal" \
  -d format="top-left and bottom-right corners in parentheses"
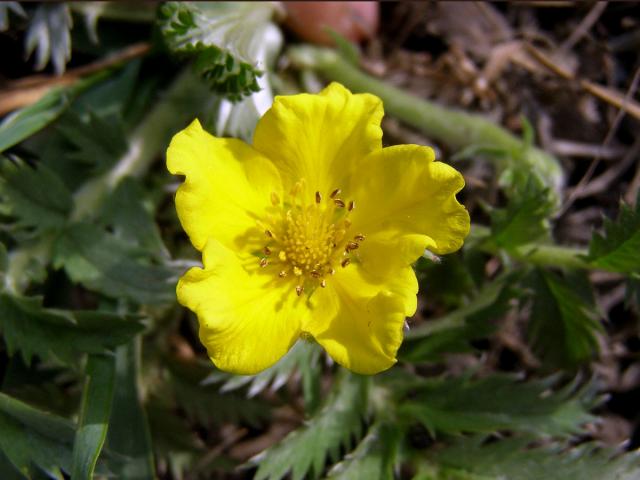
top-left (177, 239), bottom-right (306, 374)
top-left (350, 144), bottom-right (470, 256)
top-left (167, 119), bottom-right (282, 252)
top-left (253, 82), bottom-right (383, 194)
top-left (304, 264), bottom-right (417, 375)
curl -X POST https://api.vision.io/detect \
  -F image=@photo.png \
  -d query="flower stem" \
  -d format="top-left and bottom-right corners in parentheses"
top-left (287, 46), bottom-right (564, 199)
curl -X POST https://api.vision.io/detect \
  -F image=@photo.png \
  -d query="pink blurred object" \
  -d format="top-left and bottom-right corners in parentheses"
top-left (284, 2), bottom-right (379, 45)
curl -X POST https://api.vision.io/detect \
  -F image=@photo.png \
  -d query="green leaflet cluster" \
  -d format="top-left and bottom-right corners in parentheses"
top-left (158, 2), bottom-right (278, 101)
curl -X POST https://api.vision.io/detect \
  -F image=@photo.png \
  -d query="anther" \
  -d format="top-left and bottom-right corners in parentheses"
top-left (341, 258), bottom-right (351, 268)
top-left (354, 234), bottom-right (365, 242)
top-left (334, 199), bottom-right (345, 208)
top-left (346, 241), bottom-right (359, 251)
top-left (315, 191), bottom-right (322, 204)
top-left (265, 229), bottom-right (273, 238)
top-left (260, 258), bottom-right (268, 268)
top-left (270, 192), bottom-right (280, 206)
top-left (348, 200), bottom-right (355, 211)
top-left (278, 271), bottom-right (287, 278)
top-left (310, 270), bottom-right (321, 278)
top-left (329, 268), bottom-right (335, 275)
top-left (264, 246), bottom-right (271, 255)
top-left (295, 285), bottom-right (304, 296)
top-left (330, 188), bottom-right (341, 199)
top-left (320, 279), bottom-right (326, 288)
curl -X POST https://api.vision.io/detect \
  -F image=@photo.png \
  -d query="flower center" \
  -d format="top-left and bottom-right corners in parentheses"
top-left (257, 179), bottom-right (364, 296)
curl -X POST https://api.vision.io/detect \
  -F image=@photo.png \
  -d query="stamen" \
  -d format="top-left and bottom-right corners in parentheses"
top-left (341, 258), bottom-right (351, 268)
top-left (315, 191), bottom-right (322, 204)
top-left (279, 270), bottom-right (288, 278)
top-left (354, 234), bottom-right (365, 241)
top-left (330, 188), bottom-right (341, 199)
top-left (260, 258), bottom-right (268, 268)
top-left (265, 229), bottom-right (273, 238)
top-left (264, 246), bottom-right (271, 255)
top-left (346, 241), bottom-right (359, 252)
top-left (348, 200), bottom-right (355, 211)
top-left (310, 270), bottom-right (321, 278)
top-left (320, 279), bottom-right (327, 288)
top-left (295, 285), bottom-right (304, 296)
top-left (334, 199), bottom-right (345, 208)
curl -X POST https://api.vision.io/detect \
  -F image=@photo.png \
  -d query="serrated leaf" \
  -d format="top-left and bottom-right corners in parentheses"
top-left (56, 110), bottom-right (128, 176)
top-left (105, 341), bottom-right (156, 479)
top-left (52, 222), bottom-right (178, 305)
top-left (251, 372), bottom-right (369, 480)
top-left (526, 269), bottom-right (603, 368)
top-left (159, 1), bottom-right (280, 101)
top-left (0, 392), bottom-right (75, 479)
top-left (586, 199), bottom-right (640, 274)
top-left (0, 293), bottom-right (144, 365)
top-left (396, 373), bottom-right (595, 437)
top-left (0, 157), bottom-right (72, 236)
top-left (71, 354), bottom-right (116, 480)
top-left (423, 435), bottom-right (640, 480)
top-left (162, 354), bottom-right (270, 428)
top-left (97, 178), bottom-right (169, 259)
top-left (401, 275), bottom-right (516, 362)
top-left (24, 4), bottom-right (72, 75)
top-left (488, 171), bottom-right (553, 251)
top-left (327, 422), bottom-right (398, 480)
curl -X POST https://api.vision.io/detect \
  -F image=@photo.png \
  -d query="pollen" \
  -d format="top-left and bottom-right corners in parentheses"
top-left (257, 181), bottom-right (364, 295)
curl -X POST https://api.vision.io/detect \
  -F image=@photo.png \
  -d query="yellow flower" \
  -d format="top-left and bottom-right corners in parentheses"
top-left (167, 83), bottom-right (469, 375)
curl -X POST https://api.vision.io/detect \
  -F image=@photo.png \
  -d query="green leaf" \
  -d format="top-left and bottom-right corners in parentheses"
top-left (586, 198), bottom-right (640, 274)
top-left (158, 1), bottom-right (280, 101)
top-left (396, 373), bottom-right (595, 437)
top-left (0, 293), bottom-right (144, 365)
top-left (71, 354), bottom-right (116, 480)
top-left (0, 157), bottom-right (73, 236)
top-left (327, 423), bottom-right (399, 480)
top-left (526, 269), bottom-right (603, 368)
top-left (423, 435), bottom-right (640, 480)
top-left (401, 276), bottom-right (515, 362)
top-left (24, 4), bottom-right (72, 75)
top-left (161, 354), bottom-right (270, 428)
top-left (52, 222), bottom-right (178, 305)
top-left (105, 341), bottom-right (156, 479)
top-left (0, 392), bottom-right (75, 479)
top-left (97, 178), bottom-right (169, 259)
top-left (56, 110), bottom-right (128, 176)
top-left (488, 171), bottom-right (553, 252)
top-left (252, 372), bottom-right (369, 480)
top-left (0, 87), bottom-right (71, 153)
